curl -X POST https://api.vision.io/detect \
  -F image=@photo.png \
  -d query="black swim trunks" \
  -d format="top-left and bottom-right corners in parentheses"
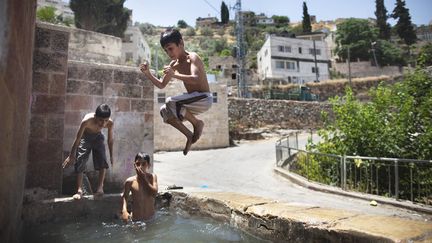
top-left (74, 131), bottom-right (109, 173)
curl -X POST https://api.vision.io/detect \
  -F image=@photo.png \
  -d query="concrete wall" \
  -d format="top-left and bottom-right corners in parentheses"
top-left (332, 61), bottom-right (403, 78)
top-left (0, 0), bottom-right (36, 242)
top-left (228, 98), bottom-right (332, 129)
top-left (154, 81), bottom-right (229, 151)
top-left (68, 26), bottom-right (123, 64)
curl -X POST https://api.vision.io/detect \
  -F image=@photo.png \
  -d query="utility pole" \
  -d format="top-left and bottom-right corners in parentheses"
top-left (233, 0), bottom-right (246, 98)
top-left (313, 40), bottom-right (319, 83)
top-left (154, 44), bottom-right (159, 78)
top-left (371, 41), bottom-right (379, 68)
top-left (347, 45), bottom-right (352, 88)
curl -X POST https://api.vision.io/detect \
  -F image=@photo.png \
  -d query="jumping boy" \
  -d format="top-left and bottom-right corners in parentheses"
top-left (140, 28), bottom-right (212, 155)
top-left (120, 152), bottom-right (158, 222)
top-left (62, 104), bottom-right (114, 200)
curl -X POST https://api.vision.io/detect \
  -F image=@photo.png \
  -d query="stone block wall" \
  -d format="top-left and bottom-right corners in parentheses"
top-left (228, 98), bottom-right (332, 129)
top-left (64, 61), bottom-right (154, 192)
top-left (154, 81), bottom-right (229, 151)
top-left (26, 23), bottom-right (69, 192)
top-left (26, 23), bottom-right (154, 196)
top-left (68, 27), bottom-right (123, 64)
top-left (332, 61), bottom-right (402, 78)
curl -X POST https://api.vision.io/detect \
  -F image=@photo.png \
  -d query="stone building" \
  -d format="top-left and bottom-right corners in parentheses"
top-left (153, 78), bottom-right (229, 152)
top-left (196, 16), bottom-right (218, 29)
top-left (257, 34), bottom-right (330, 84)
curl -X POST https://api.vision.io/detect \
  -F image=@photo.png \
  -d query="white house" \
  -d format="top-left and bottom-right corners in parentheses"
top-left (122, 25), bottom-right (151, 66)
top-left (37, 0), bottom-right (74, 20)
top-left (257, 35), bottom-right (330, 84)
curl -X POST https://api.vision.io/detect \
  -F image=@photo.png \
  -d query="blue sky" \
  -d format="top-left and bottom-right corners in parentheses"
top-left (120, 0), bottom-right (431, 27)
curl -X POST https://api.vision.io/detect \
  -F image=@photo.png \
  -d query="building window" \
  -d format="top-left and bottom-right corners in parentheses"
top-left (212, 92), bottom-right (218, 103)
top-left (298, 47), bottom-right (302, 54)
top-left (276, 60), bottom-right (285, 69)
top-left (265, 49), bottom-right (268, 57)
top-left (231, 73), bottom-right (236, 79)
top-left (123, 34), bottom-right (133, 43)
top-left (157, 93), bottom-right (166, 103)
top-left (286, 62), bottom-right (296, 70)
top-left (125, 52), bottom-right (133, 62)
top-left (309, 48), bottom-right (321, 55)
top-left (312, 67), bottom-right (319, 74)
top-left (232, 64), bottom-right (238, 68)
top-left (278, 45), bottom-right (291, 53)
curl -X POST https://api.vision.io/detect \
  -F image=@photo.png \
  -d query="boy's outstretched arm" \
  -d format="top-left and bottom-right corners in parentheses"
top-left (140, 61), bottom-right (173, 89)
top-left (107, 120), bottom-right (114, 166)
top-left (62, 121), bottom-right (86, 168)
top-left (120, 179), bottom-right (132, 222)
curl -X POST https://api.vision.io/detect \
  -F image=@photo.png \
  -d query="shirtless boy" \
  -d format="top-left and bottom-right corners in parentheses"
top-left (62, 104), bottom-right (114, 199)
top-left (140, 28), bottom-right (212, 155)
top-left (120, 152), bottom-right (158, 222)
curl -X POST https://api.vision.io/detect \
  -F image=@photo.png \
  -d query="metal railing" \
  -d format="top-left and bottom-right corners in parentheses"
top-left (276, 131), bottom-right (432, 203)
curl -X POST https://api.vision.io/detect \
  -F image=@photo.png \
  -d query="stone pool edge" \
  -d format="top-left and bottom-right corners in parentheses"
top-left (22, 190), bottom-right (432, 242)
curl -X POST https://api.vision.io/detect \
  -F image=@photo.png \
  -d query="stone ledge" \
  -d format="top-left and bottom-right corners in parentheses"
top-left (22, 190), bottom-right (432, 242)
top-left (169, 191), bottom-right (432, 242)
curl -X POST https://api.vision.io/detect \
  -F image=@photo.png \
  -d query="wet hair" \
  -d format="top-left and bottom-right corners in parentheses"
top-left (135, 152), bottom-right (150, 164)
top-left (95, 104), bottom-right (111, 118)
top-left (160, 28), bottom-right (182, 48)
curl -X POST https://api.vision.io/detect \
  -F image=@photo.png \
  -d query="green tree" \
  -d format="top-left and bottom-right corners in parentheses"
top-left (70, 0), bottom-right (130, 37)
top-left (392, 0), bottom-right (417, 45)
top-left (302, 1), bottom-right (312, 33)
top-left (177, 20), bottom-right (188, 28)
top-left (272, 15), bottom-right (290, 27)
top-left (37, 6), bottom-right (57, 23)
top-left (136, 22), bottom-right (156, 35)
top-left (334, 18), bottom-right (378, 61)
top-left (374, 40), bottom-right (405, 66)
top-left (375, 0), bottom-right (391, 40)
top-left (417, 43), bottom-right (432, 67)
top-left (221, 1), bottom-right (229, 24)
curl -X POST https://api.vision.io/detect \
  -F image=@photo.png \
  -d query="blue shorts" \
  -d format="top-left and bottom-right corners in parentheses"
top-left (74, 131), bottom-right (109, 173)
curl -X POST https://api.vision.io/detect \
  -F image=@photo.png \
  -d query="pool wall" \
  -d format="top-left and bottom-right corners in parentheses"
top-left (22, 190), bottom-right (432, 242)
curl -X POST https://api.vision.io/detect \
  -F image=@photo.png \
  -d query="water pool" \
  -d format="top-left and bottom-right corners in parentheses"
top-left (23, 208), bottom-right (265, 243)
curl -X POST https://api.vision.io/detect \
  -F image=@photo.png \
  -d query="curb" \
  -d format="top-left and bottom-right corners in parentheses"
top-left (273, 166), bottom-right (432, 215)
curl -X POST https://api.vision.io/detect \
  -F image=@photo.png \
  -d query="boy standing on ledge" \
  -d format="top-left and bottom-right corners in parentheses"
top-left (140, 28), bottom-right (212, 155)
top-left (62, 104), bottom-right (114, 199)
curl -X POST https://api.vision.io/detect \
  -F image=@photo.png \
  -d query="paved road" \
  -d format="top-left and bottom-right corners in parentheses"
top-left (154, 132), bottom-right (431, 222)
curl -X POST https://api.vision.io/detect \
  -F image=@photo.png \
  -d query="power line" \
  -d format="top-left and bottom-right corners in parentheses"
top-left (201, 0), bottom-right (220, 15)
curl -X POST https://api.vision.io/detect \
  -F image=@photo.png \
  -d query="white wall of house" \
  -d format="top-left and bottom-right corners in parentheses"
top-left (257, 35), bottom-right (330, 84)
top-left (122, 26), bottom-right (151, 66)
top-left (153, 78), bottom-right (229, 151)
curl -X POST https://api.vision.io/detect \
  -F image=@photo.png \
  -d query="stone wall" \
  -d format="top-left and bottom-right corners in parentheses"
top-left (154, 81), bottom-right (229, 151)
top-left (0, 1), bottom-right (36, 242)
top-left (26, 23), bottom-right (69, 193)
top-left (63, 61), bottom-right (154, 192)
top-left (68, 25), bottom-right (123, 64)
top-left (228, 98), bottom-right (332, 129)
top-left (25, 23), bottom-right (154, 196)
top-left (332, 61), bottom-right (402, 78)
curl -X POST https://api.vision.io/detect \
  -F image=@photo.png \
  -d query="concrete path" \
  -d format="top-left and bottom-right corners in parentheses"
top-left (154, 132), bottom-right (432, 222)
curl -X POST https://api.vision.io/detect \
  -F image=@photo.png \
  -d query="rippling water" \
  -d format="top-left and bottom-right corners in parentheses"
top-left (24, 208), bottom-right (265, 243)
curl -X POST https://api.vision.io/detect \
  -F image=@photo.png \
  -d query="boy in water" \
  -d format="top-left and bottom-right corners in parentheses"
top-left (140, 28), bottom-right (212, 155)
top-left (120, 152), bottom-right (158, 222)
top-left (62, 104), bottom-right (114, 200)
